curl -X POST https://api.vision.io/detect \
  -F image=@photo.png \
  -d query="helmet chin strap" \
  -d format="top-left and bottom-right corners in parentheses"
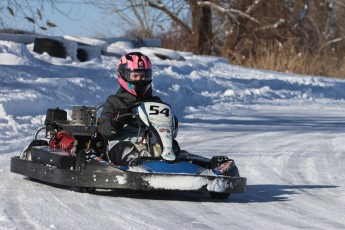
top-left (135, 85), bottom-right (150, 97)
top-left (131, 80), bottom-right (152, 96)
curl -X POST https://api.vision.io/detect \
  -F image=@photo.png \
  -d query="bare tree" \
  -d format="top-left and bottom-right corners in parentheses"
top-left (195, 1), bottom-right (345, 61)
top-left (83, 0), bottom-right (212, 54)
top-left (0, 0), bottom-right (58, 34)
top-left (84, 0), bottom-right (172, 38)
top-left (145, 0), bottom-right (212, 54)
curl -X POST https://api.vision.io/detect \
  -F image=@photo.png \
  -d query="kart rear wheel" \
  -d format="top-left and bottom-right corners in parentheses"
top-left (75, 150), bottom-right (95, 193)
top-left (77, 187), bottom-right (96, 193)
top-left (209, 192), bottom-right (230, 200)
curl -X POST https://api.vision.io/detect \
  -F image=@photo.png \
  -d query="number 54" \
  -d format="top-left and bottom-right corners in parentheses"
top-left (149, 105), bottom-right (170, 117)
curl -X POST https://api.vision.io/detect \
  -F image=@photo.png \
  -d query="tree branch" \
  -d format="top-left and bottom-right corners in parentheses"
top-left (146, 0), bottom-right (192, 34)
top-left (319, 37), bottom-right (345, 52)
top-left (245, 0), bottom-right (264, 14)
top-left (197, 1), bottom-right (261, 25)
top-left (255, 19), bottom-right (285, 31)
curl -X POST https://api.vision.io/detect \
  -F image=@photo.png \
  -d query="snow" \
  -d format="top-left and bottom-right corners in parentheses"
top-left (206, 178), bottom-right (232, 192)
top-left (143, 176), bottom-right (207, 191)
top-left (1, 39), bottom-right (345, 229)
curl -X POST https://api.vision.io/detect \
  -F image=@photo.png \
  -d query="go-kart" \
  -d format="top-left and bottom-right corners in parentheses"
top-left (10, 101), bottom-right (246, 199)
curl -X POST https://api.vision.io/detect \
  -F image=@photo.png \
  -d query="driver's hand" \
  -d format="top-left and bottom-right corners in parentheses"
top-left (111, 109), bottom-right (130, 128)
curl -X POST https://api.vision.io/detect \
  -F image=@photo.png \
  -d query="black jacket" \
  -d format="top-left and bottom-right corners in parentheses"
top-left (99, 87), bottom-right (162, 141)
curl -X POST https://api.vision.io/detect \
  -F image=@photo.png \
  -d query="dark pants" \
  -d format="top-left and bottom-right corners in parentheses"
top-left (107, 141), bottom-right (140, 166)
top-left (108, 140), bottom-right (181, 166)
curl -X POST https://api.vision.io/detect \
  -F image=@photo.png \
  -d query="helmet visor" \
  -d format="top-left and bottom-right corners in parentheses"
top-left (124, 69), bottom-right (152, 82)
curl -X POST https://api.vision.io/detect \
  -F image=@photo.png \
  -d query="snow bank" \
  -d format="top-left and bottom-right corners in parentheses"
top-left (0, 33), bottom-right (36, 44)
top-left (0, 41), bottom-right (37, 65)
top-left (1, 39), bottom-right (345, 120)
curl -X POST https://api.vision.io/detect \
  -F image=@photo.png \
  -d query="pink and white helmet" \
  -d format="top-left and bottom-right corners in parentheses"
top-left (117, 52), bottom-right (152, 96)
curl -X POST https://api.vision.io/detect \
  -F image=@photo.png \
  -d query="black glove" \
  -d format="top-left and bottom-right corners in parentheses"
top-left (111, 109), bottom-right (130, 129)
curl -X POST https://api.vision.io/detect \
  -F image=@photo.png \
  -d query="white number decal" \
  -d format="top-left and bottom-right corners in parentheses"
top-left (149, 105), bottom-right (170, 117)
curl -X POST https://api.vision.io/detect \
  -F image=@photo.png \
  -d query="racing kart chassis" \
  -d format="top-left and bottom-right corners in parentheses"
top-left (10, 104), bottom-right (247, 199)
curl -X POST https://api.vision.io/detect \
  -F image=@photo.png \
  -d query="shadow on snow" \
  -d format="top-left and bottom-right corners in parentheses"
top-left (181, 115), bottom-right (345, 133)
top-left (234, 184), bottom-right (338, 203)
top-left (23, 178), bottom-right (338, 203)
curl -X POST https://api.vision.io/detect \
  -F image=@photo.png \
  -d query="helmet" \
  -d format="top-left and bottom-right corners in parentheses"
top-left (117, 52), bottom-right (152, 96)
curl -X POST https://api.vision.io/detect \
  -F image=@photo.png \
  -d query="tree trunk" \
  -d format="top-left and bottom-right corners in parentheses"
top-left (189, 0), bottom-right (213, 55)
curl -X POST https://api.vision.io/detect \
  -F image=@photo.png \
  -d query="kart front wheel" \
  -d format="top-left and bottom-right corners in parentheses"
top-left (209, 192), bottom-right (230, 200)
top-left (77, 187), bottom-right (96, 193)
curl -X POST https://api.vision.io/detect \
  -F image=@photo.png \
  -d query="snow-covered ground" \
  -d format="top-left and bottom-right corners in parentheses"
top-left (1, 40), bottom-right (345, 229)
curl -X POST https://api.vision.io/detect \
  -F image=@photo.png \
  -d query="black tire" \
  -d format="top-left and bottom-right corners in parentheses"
top-left (209, 192), bottom-right (230, 200)
top-left (74, 150), bottom-right (87, 171)
top-left (33, 37), bottom-right (67, 58)
top-left (20, 148), bottom-right (30, 160)
top-left (77, 187), bottom-right (96, 193)
top-left (77, 48), bottom-right (88, 62)
top-left (20, 139), bottom-right (48, 160)
top-left (75, 150), bottom-right (96, 193)
top-left (154, 53), bottom-right (172, 60)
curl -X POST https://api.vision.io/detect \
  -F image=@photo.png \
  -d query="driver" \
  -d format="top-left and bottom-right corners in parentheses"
top-left (98, 52), bottom-right (179, 166)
